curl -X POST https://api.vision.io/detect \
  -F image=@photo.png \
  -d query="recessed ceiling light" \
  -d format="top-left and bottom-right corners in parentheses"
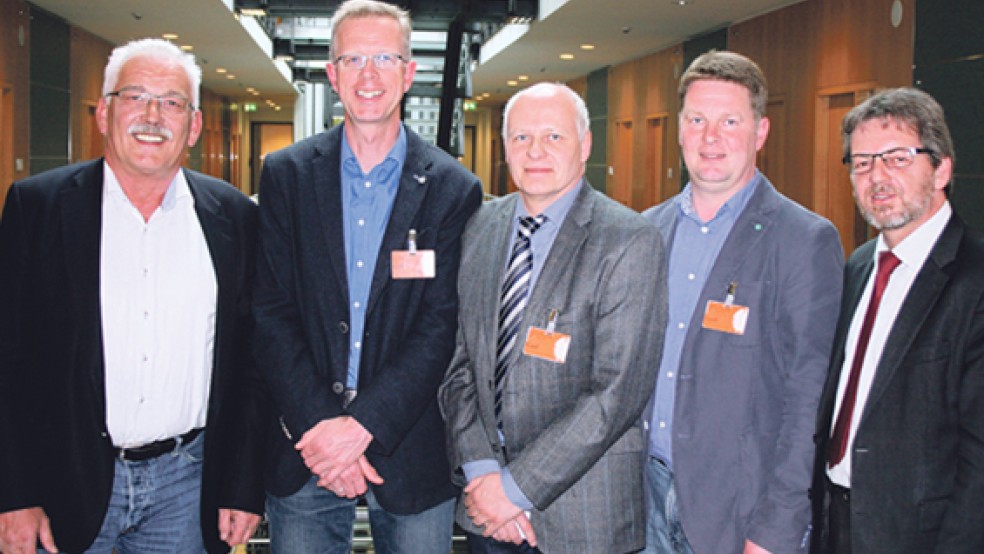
top-left (226, 74), bottom-right (236, 80)
top-left (482, 92), bottom-right (490, 97)
top-left (507, 80), bottom-right (519, 86)
top-left (274, 106), bottom-right (282, 111)
top-left (162, 33), bottom-right (179, 40)
top-left (559, 53), bottom-right (575, 60)
top-left (518, 75), bottom-right (529, 81)
top-left (580, 44), bottom-right (595, 51)
top-left (179, 45), bottom-right (193, 51)
top-left (216, 68), bottom-right (227, 74)
top-left (672, 0), bottom-right (691, 5)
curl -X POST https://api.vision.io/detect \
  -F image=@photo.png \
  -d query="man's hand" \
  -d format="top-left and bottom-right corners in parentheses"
top-left (0, 507), bottom-right (58, 554)
top-left (218, 509), bottom-right (261, 548)
top-left (296, 416), bottom-right (372, 483)
top-left (317, 455), bottom-right (384, 499)
top-left (490, 512), bottom-right (537, 547)
top-left (743, 539), bottom-right (773, 554)
top-left (463, 473), bottom-right (524, 537)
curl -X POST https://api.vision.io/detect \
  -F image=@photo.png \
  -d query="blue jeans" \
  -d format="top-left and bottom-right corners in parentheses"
top-left (80, 431), bottom-right (207, 553)
top-left (266, 475), bottom-right (455, 554)
top-left (642, 456), bottom-right (695, 554)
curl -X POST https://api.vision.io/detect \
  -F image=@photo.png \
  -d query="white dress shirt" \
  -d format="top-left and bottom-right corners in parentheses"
top-left (100, 163), bottom-right (217, 447)
top-left (828, 201), bottom-right (952, 486)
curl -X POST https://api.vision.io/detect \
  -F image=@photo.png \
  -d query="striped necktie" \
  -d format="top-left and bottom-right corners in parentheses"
top-left (494, 214), bottom-right (546, 426)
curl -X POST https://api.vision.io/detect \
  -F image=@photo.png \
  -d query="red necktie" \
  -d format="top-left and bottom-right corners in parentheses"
top-left (828, 250), bottom-right (901, 467)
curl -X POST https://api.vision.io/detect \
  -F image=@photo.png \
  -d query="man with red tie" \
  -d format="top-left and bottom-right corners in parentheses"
top-left (811, 87), bottom-right (984, 553)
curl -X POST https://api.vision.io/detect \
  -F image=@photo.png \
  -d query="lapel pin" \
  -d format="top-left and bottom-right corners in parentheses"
top-left (413, 174), bottom-right (427, 184)
top-left (754, 223), bottom-right (763, 231)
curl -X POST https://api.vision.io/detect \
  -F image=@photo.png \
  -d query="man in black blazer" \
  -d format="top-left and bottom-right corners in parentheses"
top-left (811, 87), bottom-right (984, 553)
top-left (0, 39), bottom-right (264, 553)
top-left (252, 1), bottom-right (482, 552)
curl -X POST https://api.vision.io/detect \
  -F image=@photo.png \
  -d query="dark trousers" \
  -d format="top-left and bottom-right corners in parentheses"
top-left (465, 531), bottom-right (541, 553)
top-left (826, 479), bottom-right (852, 554)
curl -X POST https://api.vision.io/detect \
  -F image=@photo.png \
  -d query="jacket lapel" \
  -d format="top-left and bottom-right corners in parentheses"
top-left (366, 130), bottom-right (430, 316)
top-left (481, 195), bottom-right (520, 372)
top-left (312, 128), bottom-right (350, 303)
top-left (59, 161), bottom-right (107, 412)
top-left (526, 182), bottom-right (593, 313)
top-left (861, 216), bottom-right (962, 420)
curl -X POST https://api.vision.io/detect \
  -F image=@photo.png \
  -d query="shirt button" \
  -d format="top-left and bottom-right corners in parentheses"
top-left (354, 341), bottom-right (361, 349)
top-left (688, 273), bottom-right (696, 280)
top-left (353, 301), bottom-right (361, 309)
top-left (356, 260), bottom-right (364, 268)
top-left (364, 181), bottom-right (372, 188)
top-left (667, 371), bottom-right (674, 378)
top-left (358, 219), bottom-right (365, 226)
top-left (677, 322), bottom-right (685, 329)
top-left (659, 421), bottom-right (667, 429)
top-left (700, 226), bottom-right (709, 234)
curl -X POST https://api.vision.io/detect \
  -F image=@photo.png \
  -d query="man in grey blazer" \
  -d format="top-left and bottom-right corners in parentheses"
top-left (440, 83), bottom-right (667, 553)
top-left (810, 88), bottom-right (984, 553)
top-left (642, 51), bottom-right (844, 554)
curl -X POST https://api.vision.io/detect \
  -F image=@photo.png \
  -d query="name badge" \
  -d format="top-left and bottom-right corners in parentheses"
top-left (701, 281), bottom-right (749, 335)
top-left (522, 309), bottom-right (570, 363)
top-left (392, 229), bottom-right (436, 279)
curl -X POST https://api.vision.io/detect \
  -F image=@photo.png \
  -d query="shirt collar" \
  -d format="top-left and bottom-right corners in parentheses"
top-left (514, 178), bottom-right (584, 225)
top-left (103, 161), bottom-right (190, 212)
top-left (676, 170), bottom-right (762, 223)
top-left (875, 200), bottom-right (952, 270)
top-left (340, 124), bottom-right (408, 182)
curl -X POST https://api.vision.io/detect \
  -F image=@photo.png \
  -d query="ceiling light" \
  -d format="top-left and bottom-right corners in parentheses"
top-left (507, 80), bottom-right (518, 87)
top-left (672, 0), bottom-right (691, 5)
top-left (518, 75), bottom-right (529, 81)
top-left (580, 44), bottom-right (595, 51)
top-left (216, 68), bottom-right (227, 74)
top-left (559, 53), bottom-right (575, 60)
top-left (274, 106), bottom-right (282, 111)
top-left (161, 33), bottom-right (179, 40)
top-left (180, 45), bottom-right (193, 51)
top-left (506, 16), bottom-right (532, 24)
top-left (239, 8), bottom-right (267, 17)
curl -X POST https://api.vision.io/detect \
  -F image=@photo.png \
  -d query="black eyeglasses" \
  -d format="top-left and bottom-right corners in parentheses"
top-left (106, 87), bottom-right (195, 115)
top-left (333, 52), bottom-right (407, 70)
top-left (843, 146), bottom-right (936, 175)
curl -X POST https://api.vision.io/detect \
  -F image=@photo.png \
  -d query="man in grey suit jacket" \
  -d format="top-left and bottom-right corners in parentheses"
top-left (642, 51), bottom-right (844, 554)
top-left (810, 88), bottom-right (984, 553)
top-left (440, 83), bottom-right (667, 553)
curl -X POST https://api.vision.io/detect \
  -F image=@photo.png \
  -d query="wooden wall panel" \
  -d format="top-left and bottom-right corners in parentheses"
top-left (0, 0), bottom-right (32, 211)
top-left (69, 27), bottom-right (112, 164)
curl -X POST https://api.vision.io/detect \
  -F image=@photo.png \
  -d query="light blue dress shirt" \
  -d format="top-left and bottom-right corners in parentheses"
top-left (648, 172), bottom-right (761, 468)
top-left (462, 179), bottom-right (583, 510)
top-left (340, 125), bottom-right (407, 389)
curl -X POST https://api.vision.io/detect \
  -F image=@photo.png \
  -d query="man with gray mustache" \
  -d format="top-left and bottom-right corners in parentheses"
top-left (0, 38), bottom-right (264, 553)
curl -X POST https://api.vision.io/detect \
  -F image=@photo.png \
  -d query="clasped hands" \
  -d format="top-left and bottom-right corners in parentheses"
top-left (464, 473), bottom-right (537, 547)
top-left (296, 416), bottom-right (383, 498)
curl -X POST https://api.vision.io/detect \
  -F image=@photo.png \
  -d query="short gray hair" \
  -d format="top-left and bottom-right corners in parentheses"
top-left (103, 38), bottom-right (201, 109)
top-left (329, 0), bottom-right (412, 61)
top-left (502, 83), bottom-right (590, 141)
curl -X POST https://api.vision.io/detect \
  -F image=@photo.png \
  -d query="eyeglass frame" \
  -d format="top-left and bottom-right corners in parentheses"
top-left (332, 52), bottom-right (408, 71)
top-left (105, 86), bottom-right (196, 115)
top-left (843, 146), bottom-right (937, 175)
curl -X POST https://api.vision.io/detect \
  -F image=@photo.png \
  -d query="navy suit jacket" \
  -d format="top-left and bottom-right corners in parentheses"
top-left (645, 176), bottom-right (844, 554)
top-left (811, 213), bottom-right (984, 553)
top-left (0, 160), bottom-right (266, 554)
top-left (253, 125), bottom-right (483, 513)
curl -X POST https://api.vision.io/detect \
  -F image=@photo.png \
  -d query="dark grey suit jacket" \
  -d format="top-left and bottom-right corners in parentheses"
top-left (0, 159), bottom-right (265, 554)
top-left (645, 176), bottom-right (844, 554)
top-left (440, 182), bottom-right (667, 554)
top-left (253, 125), bottom-right (483, 513)
top-left (810, 212), bottom-right (984, 553)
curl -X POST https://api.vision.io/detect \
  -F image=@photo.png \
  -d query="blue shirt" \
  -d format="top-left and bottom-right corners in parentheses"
top-left (462, 179), bottom-right (583, 510)
top-left (340, 125), bottom-right (407, 388)
top-left (649, 172), bottom-right (761, 467)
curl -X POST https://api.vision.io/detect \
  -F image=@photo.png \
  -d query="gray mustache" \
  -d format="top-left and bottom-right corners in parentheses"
top-left (127, 123), bottom-right (173, 141)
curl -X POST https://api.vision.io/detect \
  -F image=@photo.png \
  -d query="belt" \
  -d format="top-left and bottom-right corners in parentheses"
top-left (115, 428), bottom-right (203, 461)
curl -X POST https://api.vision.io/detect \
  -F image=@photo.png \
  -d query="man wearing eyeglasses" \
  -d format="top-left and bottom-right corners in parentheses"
top-left (0, 38), bottom-right (264, 553)
top-left (810, 88), bottom-right (984, 553)
top-left (252, 0), bottom-right (482, 552)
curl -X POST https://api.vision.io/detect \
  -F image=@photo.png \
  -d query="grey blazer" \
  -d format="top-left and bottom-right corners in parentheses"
top-left (644, 176), bottom-right (844, 554)
top-left (440, 182), bottom-right (667, 554)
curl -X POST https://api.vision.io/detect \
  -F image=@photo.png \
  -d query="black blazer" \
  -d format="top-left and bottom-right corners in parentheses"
top-left (810, 213), bottom-right (984, 553)
top-left (253, 125), bottom-right (483, 514)
top-left (0, 160), bottom-right (266, 554)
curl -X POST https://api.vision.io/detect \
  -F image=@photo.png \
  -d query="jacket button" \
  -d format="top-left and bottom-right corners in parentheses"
top-left (338, 321), bottom-right (349, 333)
top-left (332, 381), bottom-right (345, 394)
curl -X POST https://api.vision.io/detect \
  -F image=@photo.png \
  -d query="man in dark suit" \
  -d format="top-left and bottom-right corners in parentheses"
top-left (440, 82), bottom-right (666, 553)
top-left (0, 38), bottom-right (263, 554)
top-left (251, 0), bottom-right (482, 552)
top-left (642, 51), bottom-right (844, 554)
top-left (810, 88), bottom-right (984, 553)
